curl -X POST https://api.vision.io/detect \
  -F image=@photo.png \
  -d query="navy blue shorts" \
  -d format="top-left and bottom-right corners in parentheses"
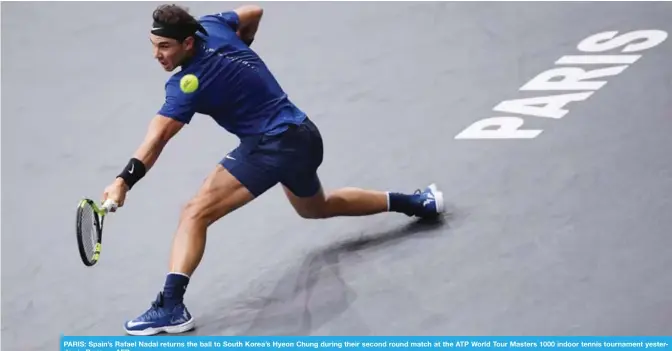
top-left (220, 117), bottom-right (324, 198)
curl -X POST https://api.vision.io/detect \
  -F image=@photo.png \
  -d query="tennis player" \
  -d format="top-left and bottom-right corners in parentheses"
top-left (101, 4), bottom-right (445, 335)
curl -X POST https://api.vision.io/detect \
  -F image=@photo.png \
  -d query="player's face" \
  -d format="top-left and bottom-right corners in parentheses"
top-left (150, 34), bottom-right (194, 72)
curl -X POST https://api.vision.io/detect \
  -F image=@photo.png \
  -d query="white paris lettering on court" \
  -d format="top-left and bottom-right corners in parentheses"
top-left (455, 30), bottom-right (668, 140)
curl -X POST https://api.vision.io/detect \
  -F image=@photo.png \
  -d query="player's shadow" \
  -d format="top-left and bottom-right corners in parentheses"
top-left (190, 214), bottom-right (450, 336)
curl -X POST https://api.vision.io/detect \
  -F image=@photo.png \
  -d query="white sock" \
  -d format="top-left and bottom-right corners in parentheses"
top-left (386, 191), bottom-right (391, 212)
top-left (169, 272), bottom-right (191, 279)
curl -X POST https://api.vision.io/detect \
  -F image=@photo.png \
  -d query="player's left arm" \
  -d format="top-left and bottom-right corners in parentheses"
top-left (115, 79), bottom-right (194, 192)
top-left (114, 115), bottom-right (184, 192)
top-left (132, 115), bottom-right (184, 172)
top-left (233, 5), bottom-right (263, 46)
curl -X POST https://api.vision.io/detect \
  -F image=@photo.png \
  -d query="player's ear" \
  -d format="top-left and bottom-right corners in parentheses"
top-left (183, 36), bottom-right (195, 51)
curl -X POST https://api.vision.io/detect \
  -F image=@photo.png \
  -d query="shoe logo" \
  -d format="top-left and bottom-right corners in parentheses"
top-left (127, 320), bottom-right (153, 328)
top-left (171, 309), bottom-right (190, 324)
top-left (422, 192), bottom-right (435, 207)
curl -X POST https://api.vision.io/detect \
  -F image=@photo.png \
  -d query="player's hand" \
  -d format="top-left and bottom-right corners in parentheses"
top-left (101, 178), bottom-right (129, 212)
top-left (236, 30), bottom-right (254, 47)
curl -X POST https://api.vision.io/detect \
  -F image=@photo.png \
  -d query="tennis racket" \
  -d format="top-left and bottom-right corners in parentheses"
top-left (76, 198), bottom-right (117, 267)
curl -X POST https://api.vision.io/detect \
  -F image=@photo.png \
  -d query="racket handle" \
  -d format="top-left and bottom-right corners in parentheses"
top-left (102, 199), bottom-right (118, 212)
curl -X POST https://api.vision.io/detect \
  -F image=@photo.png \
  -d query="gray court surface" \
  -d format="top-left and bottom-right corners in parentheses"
top-left (2, 1), bottom-right (672, 350)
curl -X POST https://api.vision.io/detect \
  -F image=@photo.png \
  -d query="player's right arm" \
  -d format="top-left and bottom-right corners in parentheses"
top-left (206, 5), bottom-right (263, 46)
top-left (233, 5), bottom-right (263, 46)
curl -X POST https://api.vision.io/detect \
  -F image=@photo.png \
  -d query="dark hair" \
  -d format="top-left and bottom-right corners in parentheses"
top-left (152, 4), bottom-right (205, 42)
top-left (153, 4), bottom-right (197, 26)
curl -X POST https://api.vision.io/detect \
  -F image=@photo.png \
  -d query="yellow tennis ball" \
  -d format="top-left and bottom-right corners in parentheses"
top-left (180, 74), bottom-right (199, 93)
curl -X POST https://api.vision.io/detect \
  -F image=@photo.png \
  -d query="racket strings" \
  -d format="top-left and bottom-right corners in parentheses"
top-left (80, 205), bottom-right (98, 259)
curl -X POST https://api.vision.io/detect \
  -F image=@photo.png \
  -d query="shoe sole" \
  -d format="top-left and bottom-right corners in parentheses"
top-left (124, 317), bottom-right (195, 336)
top-left (428, 183), bottom-right (445, 214)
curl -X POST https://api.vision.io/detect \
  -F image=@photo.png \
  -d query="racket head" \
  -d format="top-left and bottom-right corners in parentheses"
top-left (76, 199), bottom-right (105, 266)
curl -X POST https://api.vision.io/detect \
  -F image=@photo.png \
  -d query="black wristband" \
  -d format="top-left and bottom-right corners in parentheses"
top-left (117, 158), bottom-right (146, 190)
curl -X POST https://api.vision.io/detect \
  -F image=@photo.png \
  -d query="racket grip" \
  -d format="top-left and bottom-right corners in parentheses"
top-left (102, 199), bottom-right (118, 212)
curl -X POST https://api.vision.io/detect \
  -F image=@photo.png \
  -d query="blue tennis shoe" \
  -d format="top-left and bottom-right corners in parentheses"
top-left (411, 183), bottom-right (444, 218)
top-left (124, 292), bottom-right (194, 336)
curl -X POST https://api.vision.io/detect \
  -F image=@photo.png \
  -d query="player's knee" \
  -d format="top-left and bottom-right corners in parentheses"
top-left (295, 195), bottom-right (334, 219)
top-left (290, 196), bottom-right (327, 219)
top-left (181, 196), bottom-right (213, 223)
top-left (296, 207), bottom-right (325, 219)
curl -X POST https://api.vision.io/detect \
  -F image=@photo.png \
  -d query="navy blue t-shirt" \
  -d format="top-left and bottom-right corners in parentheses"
top-left (157, 11), bottom-right (306, 137)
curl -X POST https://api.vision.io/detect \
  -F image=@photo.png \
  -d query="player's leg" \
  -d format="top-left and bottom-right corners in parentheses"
top-left (283, 183), bottom-right (387, 218)
top-left (124, 143), bottom-right (279, 336)
top-left (167, 164), bottom-right (254, 276)
top-left (279, 118), bottom-right (444, 219)
top-left (282, 175), bottom-right (444, 219)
